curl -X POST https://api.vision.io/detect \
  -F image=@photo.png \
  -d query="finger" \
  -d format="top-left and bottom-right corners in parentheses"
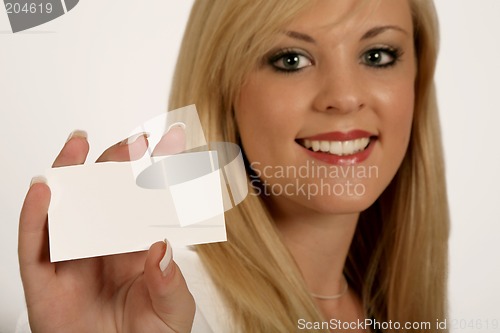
top-left (18, 178), bottom-right (55, 298)
top-left (96, 132), bottom-right (149, 162)
top-left (144, 240), bottom-right (195, 333)
top-left (52, 130), bottom-right (90, 168)
top-left (22, 129), bottom-right (90, 294)
top-left (152, 124), bottom-right (186, 156)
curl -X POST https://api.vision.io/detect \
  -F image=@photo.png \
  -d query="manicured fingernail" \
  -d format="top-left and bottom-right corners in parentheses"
top-left (166, 122), bottom-right (186, 133)
top-left (30, 175), bottom-right (47, 187)
top-left (159, 238), bottom-right (173, 277)
top-left (66, 130), bottom-right (88, 143)
top-left (119, 132), bottom-right (150, 146)
top-left (152, 123), bottom-right (186, 157)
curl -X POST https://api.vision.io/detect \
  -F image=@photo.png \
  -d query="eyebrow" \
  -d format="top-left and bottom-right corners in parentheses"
top-left (283, 25), bottom-right (408, 44)
top-left (360, 25), bottom-right (409, 40)
top-left (284, 31), bottom-right (316, 44)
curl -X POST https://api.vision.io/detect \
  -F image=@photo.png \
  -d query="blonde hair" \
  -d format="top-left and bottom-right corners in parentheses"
top-left (169, 0), bottom-right (449, 332)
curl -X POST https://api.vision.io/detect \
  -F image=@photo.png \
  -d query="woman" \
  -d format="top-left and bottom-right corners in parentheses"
top-left (18, 0), bottom-right (449, 332)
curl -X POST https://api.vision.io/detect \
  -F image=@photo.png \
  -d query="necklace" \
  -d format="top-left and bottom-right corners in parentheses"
top-left (310, 277), bottom-right (348, 300)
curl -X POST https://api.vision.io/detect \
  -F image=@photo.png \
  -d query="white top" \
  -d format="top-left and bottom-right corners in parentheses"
top-left (16, 246), bottom-right (233, 333)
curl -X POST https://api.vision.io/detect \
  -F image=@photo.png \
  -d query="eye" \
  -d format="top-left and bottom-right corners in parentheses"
top-left (270, 50), bottom-right (313, 72)
top-left (362, 48), bottom-right (401, 68)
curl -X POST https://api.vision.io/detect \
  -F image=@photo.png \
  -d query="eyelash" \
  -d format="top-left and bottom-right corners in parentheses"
top-left (361, 46), bottom-right (404, 69)
top-left (268, 48), bottom-right (313, 74)
top-left (267, 46), bottom-right (404, 74)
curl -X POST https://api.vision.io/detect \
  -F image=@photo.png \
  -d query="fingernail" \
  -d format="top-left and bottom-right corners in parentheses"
top-left (159, 238), bottom-right (173, 277)
top-left (66, 130), bottom-right (88, 143)
top-left (30, 175), bottom-right (47, 187)
top-left (152, 123), bottom-right (186, 157)
top-left (166, 122), bottom-right (186, 133)
top-left (119, 132), bottom-right (150, 146)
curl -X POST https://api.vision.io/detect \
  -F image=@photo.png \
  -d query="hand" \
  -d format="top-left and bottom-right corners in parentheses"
top-left (19, 129), bottom-right (195, 333)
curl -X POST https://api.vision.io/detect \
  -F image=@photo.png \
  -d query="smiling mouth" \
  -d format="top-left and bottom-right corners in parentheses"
top-left (298, 137), bottom-right (375, 156)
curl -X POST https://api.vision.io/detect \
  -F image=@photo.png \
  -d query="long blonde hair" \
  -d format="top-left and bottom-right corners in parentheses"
top-left (169, 0), bottom-right (449, 332)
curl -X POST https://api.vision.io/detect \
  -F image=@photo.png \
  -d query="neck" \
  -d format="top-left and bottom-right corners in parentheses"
top-left (266, 195), bottom-right (366, 324)
top-left (272, 205), bottom-right (359, 297)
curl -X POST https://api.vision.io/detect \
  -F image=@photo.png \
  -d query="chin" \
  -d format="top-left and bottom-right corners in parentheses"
top-left (306, 193), bottom-right (380, 215)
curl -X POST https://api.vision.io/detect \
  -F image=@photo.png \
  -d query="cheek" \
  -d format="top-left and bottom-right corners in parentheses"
top-left (235, 80), bottom-right (274, 170)
top-left (373, 71), bottom-right (415, 140)
top-left (235, 75), bottom-right (306, 160)
top-left (374, 80), bottom-right (415, 186)
top-left (359, 72), bottom-right (414, 189)
top-left (388, 85), bottom-right (414, 144)
top-left (237, 78), bottom-right (271, 136)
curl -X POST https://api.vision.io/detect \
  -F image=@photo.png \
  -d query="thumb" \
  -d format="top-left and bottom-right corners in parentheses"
top-left (144, 240), bottom-right (196, 333)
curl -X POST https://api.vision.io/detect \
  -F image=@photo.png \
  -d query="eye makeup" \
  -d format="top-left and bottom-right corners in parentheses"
top-left (360, 45), bottom-right (404, 69)
top-left (267, 48), bottom-right (314, 74)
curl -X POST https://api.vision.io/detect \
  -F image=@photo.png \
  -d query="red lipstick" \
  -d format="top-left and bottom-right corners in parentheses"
top-left (302, 130), bottom-right (374, 141)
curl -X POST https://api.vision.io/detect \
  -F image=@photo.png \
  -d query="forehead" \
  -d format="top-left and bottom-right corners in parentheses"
top-left (285, 0), bottom-right (413, 38)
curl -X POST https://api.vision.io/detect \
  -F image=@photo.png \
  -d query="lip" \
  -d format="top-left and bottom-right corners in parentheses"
top-left (297, 130), bottom-right (377, 165)
top-left (300, 130), bottom-right (375, 141)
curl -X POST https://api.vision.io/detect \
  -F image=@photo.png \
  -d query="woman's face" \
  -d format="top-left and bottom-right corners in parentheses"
top-left (235, 0), bottom-right (416, 216)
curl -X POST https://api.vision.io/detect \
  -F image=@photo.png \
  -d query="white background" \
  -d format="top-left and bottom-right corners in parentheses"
top-left (0, 1), bottom-right (499, 332)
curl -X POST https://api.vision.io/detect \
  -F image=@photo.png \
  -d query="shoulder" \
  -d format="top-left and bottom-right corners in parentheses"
top-left (173, 246), bottom-right (233, 333)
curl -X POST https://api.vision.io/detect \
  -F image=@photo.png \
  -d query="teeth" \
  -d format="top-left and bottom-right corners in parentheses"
top-left (303, 138), bottom-right (370, 156)
top-left (342, 140), bottom-right (354, 153)
top-left (312, 141), bottom-right (320, 152)
top-left (329, 141), bottom-right (342, 155)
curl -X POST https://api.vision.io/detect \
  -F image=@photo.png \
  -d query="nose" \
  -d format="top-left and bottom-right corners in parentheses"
top-left (312, 62), bottom-right (365, 114)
